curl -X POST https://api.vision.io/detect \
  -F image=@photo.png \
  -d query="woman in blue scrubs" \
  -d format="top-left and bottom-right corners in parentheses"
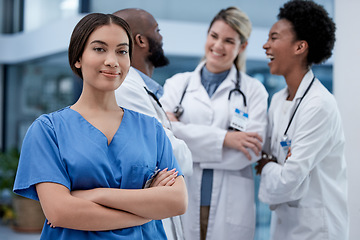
top-left (13, 13), bottom-right (187, 240)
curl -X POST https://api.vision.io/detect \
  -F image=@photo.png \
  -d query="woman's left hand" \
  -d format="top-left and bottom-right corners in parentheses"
top-left (150, 168), bottom-right (178, 187)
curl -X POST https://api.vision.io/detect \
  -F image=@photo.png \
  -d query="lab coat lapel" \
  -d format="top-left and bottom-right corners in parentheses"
top-left (187, 63), bottom-right (213, 109)
top-left (293, 70), bottom-right (315, 102)
top-left (211, 65), bottom-right (237, 100)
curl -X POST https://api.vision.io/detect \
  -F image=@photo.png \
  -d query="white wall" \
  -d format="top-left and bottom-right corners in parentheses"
top-left (334, 1), bottom-right (360, 239)
top-left (0, 16), bottom-right (269, 64)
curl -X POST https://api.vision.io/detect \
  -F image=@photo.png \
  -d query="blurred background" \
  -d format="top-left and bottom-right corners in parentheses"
top-left (2, 1), bottom-right (359, 240)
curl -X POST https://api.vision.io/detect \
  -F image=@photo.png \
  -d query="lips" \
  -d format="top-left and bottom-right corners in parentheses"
top-left (210, 48), bottom-right (225, 57)
top-left (266, 54), bottom-right (274, 61)
top-left (100, 70), bottom-right (120, 77)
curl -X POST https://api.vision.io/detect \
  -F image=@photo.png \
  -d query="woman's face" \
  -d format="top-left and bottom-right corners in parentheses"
top-left (75, 24), bottom-right (130, 92)
top-left (263, 19), bottom-right (299, 76)
top-left (205, 20), bottom-right (244, 73)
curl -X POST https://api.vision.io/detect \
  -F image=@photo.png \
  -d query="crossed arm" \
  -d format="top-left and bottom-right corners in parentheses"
top-left (36, 169), bottom-right (187, 231)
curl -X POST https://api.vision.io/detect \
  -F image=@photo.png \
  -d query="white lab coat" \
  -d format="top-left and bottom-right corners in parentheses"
top-left (160, 62), bottom-right (268, 240)
top-left (115, 67), bottom-right (193, 240)
top-left (258, 70), bottom-right (349, 240)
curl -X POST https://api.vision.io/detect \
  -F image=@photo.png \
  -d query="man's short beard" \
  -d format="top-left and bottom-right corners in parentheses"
top-left (147, 37), bottom-right (170, 68)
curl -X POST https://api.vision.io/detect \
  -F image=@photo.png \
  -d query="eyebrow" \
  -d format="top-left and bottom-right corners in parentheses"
top-left (209, 30), bottom-right (238, 42)
top-left (90, 40), bottom-right (129, 47)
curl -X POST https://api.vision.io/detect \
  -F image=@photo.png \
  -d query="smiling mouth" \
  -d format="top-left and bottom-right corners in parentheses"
top-left (266, 55), bottom-right (274, 61)
top-left (211, 50), bottom-right (224, 57)
top-left (100, 70), bottom-right (120, 76)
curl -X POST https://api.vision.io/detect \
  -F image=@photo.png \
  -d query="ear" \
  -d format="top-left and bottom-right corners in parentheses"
top-left (238, 41), bottom-right (248, 55)
top-left (74, 59), bottom-right (81, 69)
top-left (134, 34), bottom-right (147, 48)
top-left (295, 40), bottom-right (308, 55)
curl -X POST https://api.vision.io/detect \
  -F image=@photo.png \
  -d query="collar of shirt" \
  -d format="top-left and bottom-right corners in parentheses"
top-left (201, 65), bottom-right (230, 98)
top-left (134, 68), bottom-right (164, 99)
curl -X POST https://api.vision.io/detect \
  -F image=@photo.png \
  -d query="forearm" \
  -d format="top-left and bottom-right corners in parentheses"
top-left (171, 122), bottom-right (226, 163)
top-left (84, 177), bottom-right (187, 220)
top-left (36, 182), bottom-right (150, 231)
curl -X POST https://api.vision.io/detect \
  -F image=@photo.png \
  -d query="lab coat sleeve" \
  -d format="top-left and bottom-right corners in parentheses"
top-left (200, 79), bottom-right (268, 170)
top-left (161, 72), bottom-right (227, 164)
top-left (163, 127), bottom-right (193, 176)
top-left (259, 97), bottom-right (335, 204)
top-left (170, 121), bottom-right (227, 164)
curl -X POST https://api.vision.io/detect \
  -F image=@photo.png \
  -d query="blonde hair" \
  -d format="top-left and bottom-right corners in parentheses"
top-left (208, 6), bottom-right (252, 71)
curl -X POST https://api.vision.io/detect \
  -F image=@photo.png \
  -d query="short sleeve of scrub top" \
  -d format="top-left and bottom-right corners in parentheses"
top-left (13, 107), bottom-right (182, 240)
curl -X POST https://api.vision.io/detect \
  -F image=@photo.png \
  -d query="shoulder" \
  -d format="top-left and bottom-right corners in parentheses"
top-left (123, 108), bottom-right (160, 126)
top-left (304, 80), bottom-right (338, 115)
top-left (32, 107), bottom-right (70, 130)
top-left (241, 72), bottom-right (268, 96)
top-left (124, 108), bottom-right (166, 138)
top-left (166, 71), bottom-right (194, 84)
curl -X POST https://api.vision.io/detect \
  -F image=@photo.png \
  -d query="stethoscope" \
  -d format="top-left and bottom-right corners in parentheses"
top-left (173, 69), bottom-right (247, 119)
top-left (144, 86), bottom-right (173, 129)
top-left (281, 76), bottom-right (315, 143)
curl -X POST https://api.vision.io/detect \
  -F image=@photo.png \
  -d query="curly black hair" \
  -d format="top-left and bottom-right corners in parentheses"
top-left (278, 0), bottom-right (336, 65)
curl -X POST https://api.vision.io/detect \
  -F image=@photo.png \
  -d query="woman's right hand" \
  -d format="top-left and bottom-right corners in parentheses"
top-left (150, 168), bottom-right (178, 187)
top-left (223, 131), bottom-right (263, 160)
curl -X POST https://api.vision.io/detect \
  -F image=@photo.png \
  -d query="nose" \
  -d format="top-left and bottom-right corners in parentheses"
top-left (104, 52), bottom-right (119, 68)
top-left (212, 38), bottom-right (223, 49)
top-left (263, 40), bottom-right (269, 50)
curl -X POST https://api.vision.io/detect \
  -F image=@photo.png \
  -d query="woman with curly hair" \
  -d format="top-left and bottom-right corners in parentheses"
top-left (256, 0), bottom-right (348, 239)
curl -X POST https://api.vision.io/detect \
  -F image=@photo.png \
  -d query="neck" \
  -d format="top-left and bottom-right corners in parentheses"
top-left (131, 57), bottom-right (154, 77)
top-left (284, 68), bottom-right (309, 101)
top-left (205, 62), bottom-right (231, 74)
top-left (73, 87), bottom-right (119, 112)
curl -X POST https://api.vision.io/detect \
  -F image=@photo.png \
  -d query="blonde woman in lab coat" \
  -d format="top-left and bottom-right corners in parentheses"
top-left (256, 1), bottom-right (348, 239)
top-left (160, 7), bottom-right (268, 240)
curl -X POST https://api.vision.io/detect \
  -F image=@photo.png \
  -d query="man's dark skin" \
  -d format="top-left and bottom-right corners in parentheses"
top-left (113, 8), bottom-right (169, 78)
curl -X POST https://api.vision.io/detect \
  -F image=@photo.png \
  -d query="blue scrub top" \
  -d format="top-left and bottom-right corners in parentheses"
top-left (13, 106), bottom-right (182, 240)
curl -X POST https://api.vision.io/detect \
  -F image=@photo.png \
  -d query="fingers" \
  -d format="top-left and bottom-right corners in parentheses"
top-left (166, 112), bottom-right (179, 122)
top-left (240, 132), bottom-right (262, 158)
top-left (47, 220), bottom-right (55, 228)
top-left (150, 168), bottom-right (169, 187)
top-left (224, 131), bottom-right (263, 159)
top-left (150, 168), bottom-right (178, 187)
top-left (238, 145), bottom-right (251, 160)
top-left (159, 170), bottom-right (178, 186)
top-left (248, 132), bottom-right (263, 143)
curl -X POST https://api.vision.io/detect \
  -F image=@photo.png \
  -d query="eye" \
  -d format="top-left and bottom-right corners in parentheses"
top-left (210, 33), bottom-right (218, 39)
top-left (225, 39), bottom-right (235, 44)
top-left (117, 50), bottom-right (128, 55)
top-left (93, 47), bottom-right (105, 52)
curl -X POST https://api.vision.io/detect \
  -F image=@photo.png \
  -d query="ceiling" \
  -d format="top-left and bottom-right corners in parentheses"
top-left (90, 0), bottom-right (334, 29)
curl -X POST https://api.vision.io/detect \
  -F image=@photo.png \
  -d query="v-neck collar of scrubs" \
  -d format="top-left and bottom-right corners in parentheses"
top-left (66, 106), bottom-right (125, 147)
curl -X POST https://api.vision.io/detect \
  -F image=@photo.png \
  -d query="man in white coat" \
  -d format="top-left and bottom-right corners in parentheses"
top-left (113, 8), bottom-right (193, 240)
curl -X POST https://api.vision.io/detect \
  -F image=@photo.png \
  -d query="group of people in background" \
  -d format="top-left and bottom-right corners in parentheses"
top-left (13, 0), bottom-right (348, 240)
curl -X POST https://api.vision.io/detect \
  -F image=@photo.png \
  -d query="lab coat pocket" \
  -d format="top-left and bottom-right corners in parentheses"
top-left (275, 204), bottom-right (328, 239)
top-left (225, 175), bottom-right (255, 228)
